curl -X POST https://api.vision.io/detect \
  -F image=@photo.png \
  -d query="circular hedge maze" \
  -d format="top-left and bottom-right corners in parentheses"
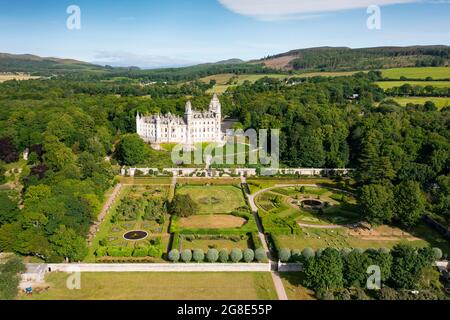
top-left (123, 230), bottom-right (149, 241)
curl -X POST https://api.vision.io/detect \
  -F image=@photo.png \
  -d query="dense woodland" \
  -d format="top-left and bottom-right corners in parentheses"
top-left (0, 69), bottom-right (448, 269)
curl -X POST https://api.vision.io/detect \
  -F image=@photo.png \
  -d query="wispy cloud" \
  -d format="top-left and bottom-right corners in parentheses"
top-left (218, 0), bottom-right (423, 21)
top-left (90, 51), bottom-right (199, 69)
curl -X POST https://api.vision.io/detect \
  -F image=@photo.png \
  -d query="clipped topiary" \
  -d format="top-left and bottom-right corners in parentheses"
top-left (302, 247), bottom-right (315, 260)
top-left (353, 248), bottom-right (364, 254)
top-left (316, 248), bottom-right (324, 257)
top-left (230, 248), bottom-right (243, 263)
top-left (432, 247), bottom-right (443, 260)
top-left (206, 249), bottom-right (219, 263)
top-left (379, 247), bottom-right (390, 254)
top-left (219, 249), bottom-right (229, 263)
top-left (168, 249), bottom-right (180, 262)
top-left (254, 248), bottom-right (266, 262)
top-left (243, 249), bottom-right (255, 263)
top-left (193, 249), bottom-right (205, 262)
top-left (279, 248), bottom-right (291, 262)
top-left (181, 249), bottom-right (192, 263)
top-left (340, 248), bottom-right (352, 256)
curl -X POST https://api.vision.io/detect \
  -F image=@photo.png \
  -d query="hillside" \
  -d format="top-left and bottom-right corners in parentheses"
top-left (257, 45), bottom-right (450, 71)
top-left (0, 53), bottom-right (106, 75)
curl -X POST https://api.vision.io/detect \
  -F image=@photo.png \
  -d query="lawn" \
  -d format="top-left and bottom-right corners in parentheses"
top-left (179, 238), bottom-right (251, 251)
top-left (179, 215), bottom-right (247, 229)
top-left (20, 272), bottom-right (278, 300)
top-left (376, 80), bottom-right (450, 89)
top-left (280, 273), bottom-right (316, 300)
top-left (391, 96), bottom-right (450, 109)
top-left (381, 67), bottom-right (450, 80)
top-left (176, 185), bottom-right (246, 214)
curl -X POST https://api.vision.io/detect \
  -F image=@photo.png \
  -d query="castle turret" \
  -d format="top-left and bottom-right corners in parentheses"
top-left (209, 93), bottom-right (221, 114)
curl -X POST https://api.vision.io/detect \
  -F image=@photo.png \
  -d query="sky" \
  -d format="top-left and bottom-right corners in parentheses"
top-left (0, 0), bottom-right (449, 68)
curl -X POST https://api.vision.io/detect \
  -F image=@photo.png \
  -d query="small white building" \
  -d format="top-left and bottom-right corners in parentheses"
top-left (136, 94), bottom-right (223, 145)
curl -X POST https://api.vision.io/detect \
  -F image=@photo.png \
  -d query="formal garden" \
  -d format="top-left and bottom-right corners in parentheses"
top-left (253, 185), bottom-right (450, 260)
top-left (167, 183), bottom-right (267, 263)
top-left (88, 185), bottom-right (170, 262)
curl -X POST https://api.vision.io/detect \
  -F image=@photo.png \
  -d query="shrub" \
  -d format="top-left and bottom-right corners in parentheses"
top-left (219, 249), bottom-right (229, 263)
top-left (302, 247), bottom-right (315, 260)
top-left (340, 248), bottom-right (352, 256)
top-left (95, 246), bottom-right (107, 257)
top-left (132, 247), bottom-right (148, 257)
top-left (353, 248), bottom-right (364, 254)
top-left (147, 246), bottom-right (161, 257)
top-left (206, 249), bottom-right (219, 263)
top-left (432, 247), bottom-right (443, 260)
top-left (243, 249), bottom-right (255, 263)
top-left (254, 248), bottom-right (266, 262)
top-left (168, 249), bottom-right (180, 262)
top-left (379, 247), bottom-right (390, 254)
top-left (230, 248), bottom-right (243, 263)
top-left (291, 249), bottom-right (302, 262)
top-left (316, 248), bottom-right (324, 257)
top-left (181, 249), bottom-right (192, 263)
top-left (279, 248), bottom-right (291, 262)
top-left (193, 249), bottom-right (205, 262)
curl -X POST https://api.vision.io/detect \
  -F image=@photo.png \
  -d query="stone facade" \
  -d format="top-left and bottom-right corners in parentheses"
top-left (136, 94), bottom-right (223, 144)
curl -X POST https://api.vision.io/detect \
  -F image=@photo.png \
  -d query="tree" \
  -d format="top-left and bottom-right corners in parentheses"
top-left (43, 135), bottom-right (76, 171)
top-left (219, 249), bottom-right (229, 263)
top-left (193, 249), bottom-right (204, 263)
top-left (302, 247), bottom-right (315, 260)
top-left (390, 244), bottom-right (426, 290)
top-left (254, 248), bottom-right (266, 262)
top-left (0, 193), bottom-right (18, 226)
top-left (0, 165), bottom-right (6, 184)
top-left (168, 249), bottom-right (180, 262)
top-left (279, 248), bottom-right (291, 262)
top-left (303, 248), bottom-right (343, 290)
top-left (243, 249), bottom-right (255, 263)
top-left (48, 226), bottom-right (88, 262)
top-left (230, 248), bottom-right (243, 262)
top-left (0, 255), bottom-right (25, 300)
top-left (360, 184), bottom-right (394, 225)
top-left (115, 134), bottom-right (149, 166)
top-left (0, 137), bottom-right (19, 164)
top-left (394, 181), bottom-right (425, 228)
top-left (342, 251), bottom-right (372, 287)
top-left (181, 249), bottom-right (192, 263)
top-left (206, 249), bottom-right (219, 263)
top-left (169, 194), bottom-right (198, 217)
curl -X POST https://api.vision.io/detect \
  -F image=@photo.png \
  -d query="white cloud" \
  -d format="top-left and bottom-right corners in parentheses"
top-left (218, 0), bottom-right (422, 21)
top-left (90, 51), bottom-right (199, 69)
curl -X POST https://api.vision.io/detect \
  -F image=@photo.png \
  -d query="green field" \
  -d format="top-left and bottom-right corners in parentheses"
top-left (21, 272), bottom-right (278, 300)
top-left (176, 185), bottom-right (246, 214)
top-left (200, 73), bottom-right (291, 93)
top-left (376, 81), bottom-right (450, 89)
top-left (381, 67), bottom-right (450, 80)
top-left (392, 96), bottom-right (450, 109)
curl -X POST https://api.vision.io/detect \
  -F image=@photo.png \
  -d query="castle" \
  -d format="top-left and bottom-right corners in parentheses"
top-left (136, 94), bottom-right (223, 145)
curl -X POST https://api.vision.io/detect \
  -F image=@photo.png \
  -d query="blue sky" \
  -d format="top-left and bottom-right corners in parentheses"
top-left (0, 0), bottom-right (449, 68)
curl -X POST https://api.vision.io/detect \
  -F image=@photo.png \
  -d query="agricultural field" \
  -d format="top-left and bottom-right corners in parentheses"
top-left (86, 185), bottom-right (170, 262)
top-left (21, 272), bottom-right (278, 300)
top-left (381, 67), bottom-right (450, 80)
top-left (392, 96), bottom-right (450, 109)
top-left (375, 80), bottom-right (450, 89)
top-left (0, 73), bottom-right (40, 82)
top-left (200, 73), bottom-right (291, 93)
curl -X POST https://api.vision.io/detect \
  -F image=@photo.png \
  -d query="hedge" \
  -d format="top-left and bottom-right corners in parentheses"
top-left (206, 249), bottom-right (219, 262)
top-left (95, 245), bottom-right (162, 258)
top-left (219, 249), bottom-right (229, 262)
top-left (243, 249), bottom-right (255, 263)
top-left (181, 249), bottom-right (192, 263)
top-left (168, 249), bottom-right (180, 262)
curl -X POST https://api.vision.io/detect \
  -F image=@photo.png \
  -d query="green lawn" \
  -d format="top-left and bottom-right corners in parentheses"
top-left (376, 81), bottom-right (450, 89)
top-left (179, 238), bottom-right (251, 251)
top-left (21, 272), bottom-right (278, 300)
top-left (391, 96), bottom-right (450, 109)
top-left (176, 185), bottom-right (246, 214)
top-left (280, 273), bottom-right (316, 300)
top-left (381, 67), bottom-right (450, 80)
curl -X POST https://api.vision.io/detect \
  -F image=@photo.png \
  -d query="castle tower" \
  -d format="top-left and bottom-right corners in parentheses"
top-left (185, 101), bottom-right (193, 145)
top-left (209, 93), bottom-right (221, 114)
top-left (209, 94), bottom-right (222, 142)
